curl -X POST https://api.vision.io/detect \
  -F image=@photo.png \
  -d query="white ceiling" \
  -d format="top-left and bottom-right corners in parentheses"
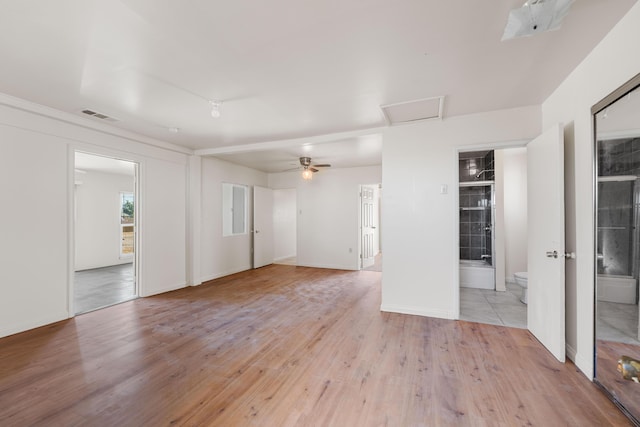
top-left (75, 152), bottom-right (136, 176)
top-left (0, 0), bottom-right (636, 171)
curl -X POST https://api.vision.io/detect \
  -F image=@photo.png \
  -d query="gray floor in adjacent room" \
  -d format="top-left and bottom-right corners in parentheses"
top-left (74, 263), bottom-right (136, 314)
top-left (597, 300), bottom-right (640, 345)
top-left (460, 282), bottom-right (527, 329)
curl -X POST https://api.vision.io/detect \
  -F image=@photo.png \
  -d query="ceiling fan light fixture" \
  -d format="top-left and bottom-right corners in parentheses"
top-left (302, 168), bottom-right (313, 180)
top-left (210, 100), bottom-right (222, 118)
top-left (502, 0), bottom-right (574, 41)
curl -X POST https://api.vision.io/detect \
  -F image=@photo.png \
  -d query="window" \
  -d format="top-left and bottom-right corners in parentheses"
top-left (222, 183), bottom-right (247, 236)
top-left (120, 192), bottom-right (135, 257)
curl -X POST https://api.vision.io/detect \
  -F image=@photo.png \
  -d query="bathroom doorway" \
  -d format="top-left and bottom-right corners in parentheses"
top-left (458, 147), bottom-right (528, 328)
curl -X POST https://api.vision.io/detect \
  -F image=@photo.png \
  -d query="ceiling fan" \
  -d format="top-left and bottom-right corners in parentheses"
top-left (285, 157), bottom-right (331, 180)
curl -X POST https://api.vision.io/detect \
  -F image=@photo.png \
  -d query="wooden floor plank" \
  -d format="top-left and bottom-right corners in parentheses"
top-left (0, 265), bottom-right (632, 426)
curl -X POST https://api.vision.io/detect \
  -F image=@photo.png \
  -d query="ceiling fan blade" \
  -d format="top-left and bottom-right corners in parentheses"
top-left (310, 167), bottom-right (319, 173)
top-left (312, 164), bottom-right (331, 168)
top-left (282, 166), bottom-right (301, 172)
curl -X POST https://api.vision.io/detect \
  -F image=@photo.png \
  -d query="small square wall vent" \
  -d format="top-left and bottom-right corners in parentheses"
top-left (380, 96), bottom-right (444, 126)
top-left (80, 109), bottom-right (119, 122)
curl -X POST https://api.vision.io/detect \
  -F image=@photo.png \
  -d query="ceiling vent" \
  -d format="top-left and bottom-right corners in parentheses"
top-left (80, 109), bottom-right (119, 122)
top-left (380, 96), bottom-right (444, 126)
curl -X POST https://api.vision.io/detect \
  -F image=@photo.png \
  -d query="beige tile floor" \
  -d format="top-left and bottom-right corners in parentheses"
top-left (460, 282), bottom-right (527, 329)
top-left (597, 300), bottom-right (640, 344)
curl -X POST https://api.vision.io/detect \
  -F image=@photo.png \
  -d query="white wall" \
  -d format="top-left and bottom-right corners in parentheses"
top-left (0, 95), bottom-right (190, 338)
top-left (541, 2), bottom-right (640, 378)
top-left (273, 188), bottom-right (297, 261)
top-left (0, 124), bottom-right (69, 337)
top-left (269, 166), bottom-right (382, 270)
top-left (381, 106), bottom-right (541, 318)
top-left (199, 157), bottom-right (268, 282)
top-left (502, 147), bottom-right (528, 280)
top-left (75, 170), bottom-right (134, 271)
top-left (142, 158), bottom-right (188, 296)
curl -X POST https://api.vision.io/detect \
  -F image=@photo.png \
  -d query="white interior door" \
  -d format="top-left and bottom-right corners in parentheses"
top-left (361, 185), bottom-right (377, 268)
top-left (527, 123), bottom-right (566, 362)
top-left (253, 186), bottom-right (274, 269)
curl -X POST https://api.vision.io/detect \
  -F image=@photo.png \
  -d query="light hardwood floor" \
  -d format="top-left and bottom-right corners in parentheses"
top-left (0, 265), bottom-right (631, 426)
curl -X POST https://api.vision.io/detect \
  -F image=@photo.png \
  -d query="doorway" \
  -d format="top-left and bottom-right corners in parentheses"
top-left (74, 152), bottom-right (138, 314)
top-left (360, 184), bottom-right (382, 272)
top-left (272, 188), bottom-right (297, 266)
top-left (458, 147), bottom-right (528, 328)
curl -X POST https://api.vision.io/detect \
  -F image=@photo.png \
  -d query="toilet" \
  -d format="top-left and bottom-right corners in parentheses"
top-left (514, 272), bottom-right (528, 304)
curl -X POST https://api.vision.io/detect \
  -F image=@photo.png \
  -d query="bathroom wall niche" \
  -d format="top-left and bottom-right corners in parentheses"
top-left (593, 73), bottom-right (640, 425)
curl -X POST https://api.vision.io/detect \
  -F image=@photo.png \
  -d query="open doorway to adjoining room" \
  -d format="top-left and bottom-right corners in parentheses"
top-left (74, 152), bottom-right (138, 314)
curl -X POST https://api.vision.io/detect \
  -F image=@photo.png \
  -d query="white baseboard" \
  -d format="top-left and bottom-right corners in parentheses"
top-left (274, 254), bottom-right (296, 262)
top-left (200, 265), bottom-right (252, 283)
top-left (142, 282), bottom-right (187, 297)
top-left (380, 304), bottom-right (454, 320)
top-left (566, 344), bottom-right (577, 362)
top-left (571, 348), bottom-right (594, 380)
top-left (0, 310), bottom-right (69, 339)
top-left (296, 262), bottom-right (358, 271)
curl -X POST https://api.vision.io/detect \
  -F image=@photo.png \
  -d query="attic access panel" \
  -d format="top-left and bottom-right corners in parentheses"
top-left (380, 96), bottom-right (444, 126)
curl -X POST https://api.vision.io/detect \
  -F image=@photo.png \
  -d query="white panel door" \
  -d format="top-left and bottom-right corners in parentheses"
top-left (253, 186), bottom-right (274, 269)
top-left (527, 123), bottom-right (566, 362)
top-left (361, 185), bottom-right (377, 268)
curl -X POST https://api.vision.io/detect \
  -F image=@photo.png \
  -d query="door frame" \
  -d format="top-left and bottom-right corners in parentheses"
top-left (454, 140), bottom-right (529, 319)
top-left (69, 148), bottom-right (142, 316)
top-left (253, 185), bottom-right (274, 269)
top-left (359, 184), bottom-right (380, 270)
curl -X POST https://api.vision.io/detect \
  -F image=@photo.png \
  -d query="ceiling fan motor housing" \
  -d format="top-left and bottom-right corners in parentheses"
top-left (300, 157), bottom-right (312, 167)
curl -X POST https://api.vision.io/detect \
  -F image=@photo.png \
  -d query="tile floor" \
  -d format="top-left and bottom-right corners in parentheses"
top-left (274, 256), bottom-right (297, 266)
top-left (74, 263), bottom-right (136, 314)
top-left (274, 254), bottom-right (383, 272)
top-left (460, 282), bottom-right (527, 329)
top-left (597, 300), bottom-right (640, 344)
top-left (363, 253), bottom-right (382, 272)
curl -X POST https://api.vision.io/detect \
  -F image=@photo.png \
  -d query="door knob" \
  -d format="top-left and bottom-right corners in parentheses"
top-left (546, 250), bottom-right (558, 258)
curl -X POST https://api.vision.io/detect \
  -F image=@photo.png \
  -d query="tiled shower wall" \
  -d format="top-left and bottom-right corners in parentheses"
top-left (459, 150), bottom-right (494, 264)
top-left (459, 185), bottom-right (492, 263)
top-left (459, 151), bottom-right (495, 183)
top-left (597, 139), bottom-right (640, 277)
top-left (598, 137), bottom-right (640, 177)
